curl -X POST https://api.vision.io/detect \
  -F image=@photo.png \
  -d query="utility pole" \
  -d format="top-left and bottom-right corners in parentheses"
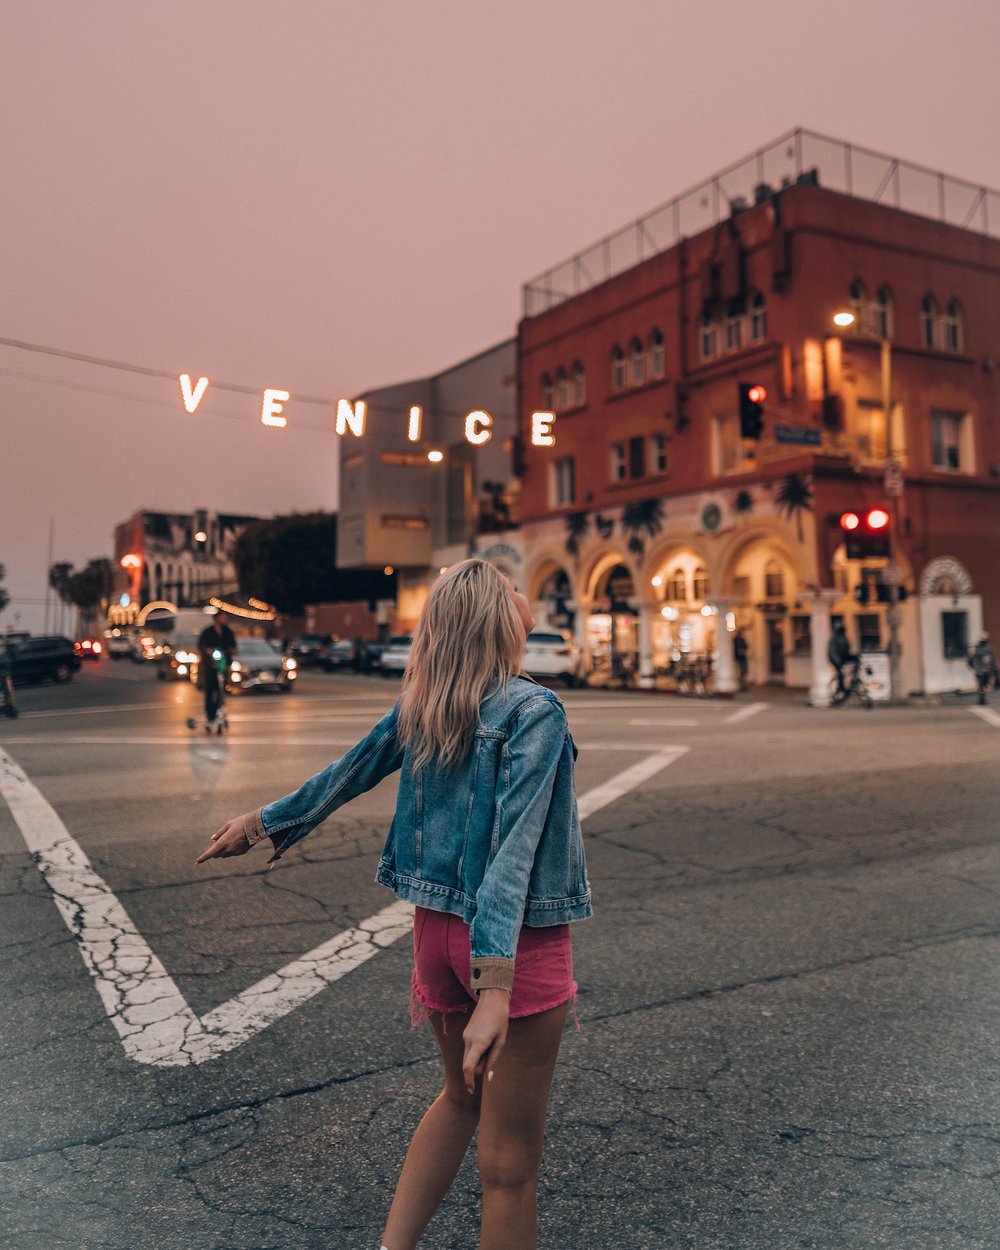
top-left (882, 337), bottom-right (904, 702)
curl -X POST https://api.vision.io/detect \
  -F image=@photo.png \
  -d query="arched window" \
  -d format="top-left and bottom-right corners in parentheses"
top-left (555, 366), bottom-right (569, 409)
top-left (700, 312), bottom-right (718, 360)
top-left (920, 294), bottom-right (938, 349)
top-left (648, 329), bottom-right (665, 378)
top-left (611, 345), bottom-right (626, 391)
top-left (943, 299), bottom-right (963, 352)
top-left (764, 559), bottom-right (785, 599)
top-left (540, 372), bottom-right (554, 407)
top-left (572, 360), bottom-right (586, 405)
top-left (724, 299), bottom-right (743, 352)
top-left (849, 279), bottom-right (867, 324)
top-left (749, 291), bottom-right (767, 342)
top-left (630, 336), bottom-right (646, 386)
top-left (873, 285), bottom-right (893, 339)
top-left (692, 566), bottom-right (710, 600)
top-left (667, 567), bottom-right (687, 601)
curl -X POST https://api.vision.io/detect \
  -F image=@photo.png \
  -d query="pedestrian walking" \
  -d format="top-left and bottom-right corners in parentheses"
top-left (733, 627), bottom-right (749, 690)
top-left (196, 558), bottom-right (591, 1250)
top-left (968, 632), bottom-right (998, 705)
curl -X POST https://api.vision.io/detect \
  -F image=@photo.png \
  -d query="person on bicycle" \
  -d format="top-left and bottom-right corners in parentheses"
top-left (969, 632), bottom-right (998, 706)
top-left (197, 611), bottom-right (237, 725)
top-left (827, 623), bottom-right (857, 698)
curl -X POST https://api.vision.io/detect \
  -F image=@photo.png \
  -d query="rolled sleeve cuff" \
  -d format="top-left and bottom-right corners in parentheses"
top-left (242, 809), bottom-right (268, 847)
top-left (469, 957), bottom-right (514, 994)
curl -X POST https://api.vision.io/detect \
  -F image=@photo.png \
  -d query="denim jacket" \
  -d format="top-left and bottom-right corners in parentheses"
top-left (243, 677), bottom-right (591, 993)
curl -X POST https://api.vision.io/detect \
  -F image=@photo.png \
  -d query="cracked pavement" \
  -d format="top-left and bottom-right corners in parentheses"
top-left (1, 665), bottom-right (998, 1248)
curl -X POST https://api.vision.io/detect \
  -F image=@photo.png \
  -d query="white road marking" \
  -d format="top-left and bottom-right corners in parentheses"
top-left (627, 718), bottom-right (699, 727)
top-left (576, 746), bottom-right (688, 820)
top-left (722, 702), bottom-right (769, 724)
top-left (0, 743), bottom-right (686, 1066)
top-left (970, 706), bottom-right (1000, 729)
top-left (0, 736), bottom-right (365, 747)
top-left (15, 702), bottom-right (174, 719)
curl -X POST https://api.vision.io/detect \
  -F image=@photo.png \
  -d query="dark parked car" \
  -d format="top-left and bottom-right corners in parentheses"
top-left (324, 639), bottom-right (361, 671)
top-left (288, 633), bottom-right (331, 667)
top-left (2, 635), bottom-right (81, 685)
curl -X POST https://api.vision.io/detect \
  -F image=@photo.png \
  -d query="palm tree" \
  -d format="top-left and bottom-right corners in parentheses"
top-left (593, 513), bottom-right (615, 540)
top-left (734, 489), bottom-right (754, 517)
top-left (775, 473), bottom-right (814, 542)
top-left (564, 511), bottom-right (590, 560)
top-left (621, 499), bottom-right (665, 559)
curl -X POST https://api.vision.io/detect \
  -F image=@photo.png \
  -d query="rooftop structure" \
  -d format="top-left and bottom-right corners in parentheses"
top-left (522, 127), bottom-right (1000, 317)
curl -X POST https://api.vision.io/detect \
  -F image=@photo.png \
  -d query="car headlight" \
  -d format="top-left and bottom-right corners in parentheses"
top-left (230, 660), bottom-right (242, 672)
top-left (284, 658), bottom-right (297, 670)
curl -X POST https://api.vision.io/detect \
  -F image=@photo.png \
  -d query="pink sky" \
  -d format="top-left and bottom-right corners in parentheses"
top-left (2, 0), bottom-right (998, 631)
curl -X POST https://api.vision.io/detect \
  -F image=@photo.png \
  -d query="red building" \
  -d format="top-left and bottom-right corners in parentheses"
top-left (509, 129), bottom-right (1000, 698)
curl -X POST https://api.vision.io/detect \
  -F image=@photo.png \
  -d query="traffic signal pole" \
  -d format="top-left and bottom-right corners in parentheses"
top-left (882, 336), bottom-right (904, 702)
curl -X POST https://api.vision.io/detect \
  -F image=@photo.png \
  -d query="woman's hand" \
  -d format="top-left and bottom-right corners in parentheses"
top-left (462, 989), bottom-right (510, 1093)
top-left (196, 816), bottom-right (250, 864)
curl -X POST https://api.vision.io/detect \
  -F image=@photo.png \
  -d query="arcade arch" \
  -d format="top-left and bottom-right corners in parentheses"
top-left (721, 536), bottom-right (805, 684)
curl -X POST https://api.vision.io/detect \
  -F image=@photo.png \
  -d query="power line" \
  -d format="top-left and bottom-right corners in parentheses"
top-left (0, 337), bottom-right (515, 427)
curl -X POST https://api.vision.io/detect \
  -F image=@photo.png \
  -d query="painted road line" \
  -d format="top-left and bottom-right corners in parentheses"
top-left (627, 718), bottom-right (700, 727)
top-left (15, 702), bottom-right (177, 719)
top-left (0, 736), bottom-right (366, 748)
top-left (576, 746), bottom-right (688, 820)
top-left (0, 744), bottom-right (685, 1067)
top-left (722, 702), bottom-right (769, 725)
top-left (970, 706), bottom-right (1000, 729)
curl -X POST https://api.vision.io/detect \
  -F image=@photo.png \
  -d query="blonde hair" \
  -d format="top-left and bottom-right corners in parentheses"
top-left (398, 559), bottom-right (524, 770)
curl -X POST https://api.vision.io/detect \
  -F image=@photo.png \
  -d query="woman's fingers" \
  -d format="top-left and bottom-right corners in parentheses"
top-left (195, 819), bottom-right (248, 864)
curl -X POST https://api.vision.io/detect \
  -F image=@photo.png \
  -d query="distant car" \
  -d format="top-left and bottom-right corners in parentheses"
top-left (133, 631), bottom-right (170, 663)
top-left (103, 628), bottom-right (134, 659)
top-left (3, 635), bottom-right (81, 685)
top-left (73, 638), bottom-right (103, 661)
top-left (360, 640), bottom-right (386, 673)
top-left (289, 633), bottom-right (331, 667)
top-left (379, 635), bottom-right (413, 677)
top-left (159, 634), bottom-right (201, 682)
top-left (324, 639), bottom-right (361, 671)
top-left (523, 631), bottom-right (581, 686)
top-left (227, 638), bottom-right (297, 693)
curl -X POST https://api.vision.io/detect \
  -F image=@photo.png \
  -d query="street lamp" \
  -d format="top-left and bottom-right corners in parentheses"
top-left (833, 309), bottom-right (904, 701)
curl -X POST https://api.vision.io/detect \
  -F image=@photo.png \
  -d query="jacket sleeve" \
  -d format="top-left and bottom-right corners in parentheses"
top-left (246, 703), bottom-right (403, 863)
top-left (469, 696), bottom-right (568, 992)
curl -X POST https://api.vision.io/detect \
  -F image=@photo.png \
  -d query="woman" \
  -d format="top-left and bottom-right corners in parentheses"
top-left (197, 559), bottom-right (591, 1250)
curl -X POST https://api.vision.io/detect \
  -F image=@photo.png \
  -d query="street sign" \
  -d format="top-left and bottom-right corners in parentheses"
top-left (775, 424), bottom-right (822, 446)
top-left (884, 458), bottom-right (904, 497)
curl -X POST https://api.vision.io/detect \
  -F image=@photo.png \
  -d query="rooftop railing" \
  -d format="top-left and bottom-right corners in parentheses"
top-left (522, 127), bottom-right (999, 318)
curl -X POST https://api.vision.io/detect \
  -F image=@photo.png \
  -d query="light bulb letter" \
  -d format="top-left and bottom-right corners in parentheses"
top-left (336, 399), bottom-right (367, 438)
top-left (261, 389), bottom-right (290, 428)
top-left (179, 374), bottom-right (209, 413)
top-left (408, 405), bottom-right (423, 442)
top-left (531, 410), bottom-right (556, 447)
top-left (465, 409), bottom-right (493, 446)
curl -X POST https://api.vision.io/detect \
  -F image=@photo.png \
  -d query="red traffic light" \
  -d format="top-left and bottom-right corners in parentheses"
top-left (747, 385), bottom-right (767, 404)
top-left (867, 508), bottom-right (889, 530)
top-left (839, 511), bottom-right (861, 531)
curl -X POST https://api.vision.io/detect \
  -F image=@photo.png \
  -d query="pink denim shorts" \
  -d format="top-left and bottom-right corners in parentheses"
top-left (410, 905), bottom-right (577, 1023)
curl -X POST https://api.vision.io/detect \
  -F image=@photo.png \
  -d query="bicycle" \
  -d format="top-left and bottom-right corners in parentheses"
top-left (829, 659), bottom-right (873, 709)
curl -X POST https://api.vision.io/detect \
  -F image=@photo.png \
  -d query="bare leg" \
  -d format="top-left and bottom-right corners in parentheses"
top-left (477, 1000), bottom-right (569, 1250)
top-left (381, 1009), bottom-right (479, 1250)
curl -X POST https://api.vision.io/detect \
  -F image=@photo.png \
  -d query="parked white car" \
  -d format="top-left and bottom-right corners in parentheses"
top-left (523, 631), bottom-right (581, 686)
top-left (379, 635), bottom-right (413, 677)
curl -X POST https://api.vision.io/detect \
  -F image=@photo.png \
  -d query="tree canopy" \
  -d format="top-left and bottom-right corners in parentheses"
top-left (233, 513), bottom-right (394, 614)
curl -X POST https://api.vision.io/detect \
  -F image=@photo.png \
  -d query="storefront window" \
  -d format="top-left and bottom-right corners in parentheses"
top-left (791, 615), bottom-right (812, 655)
top-left (667, 568), bottom-right (687, 600)
top-left (857, 613), bottom-right (882, 651)
top-left (942, 611), bottom-right (968, 659)
top-left (764, 560), bottom-right (785, 599)
top-left (692, 566), bottom-right (709, 599)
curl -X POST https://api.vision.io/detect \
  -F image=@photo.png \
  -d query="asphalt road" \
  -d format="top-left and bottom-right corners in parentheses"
top-left (1, 661), bottom-right (998, 1250)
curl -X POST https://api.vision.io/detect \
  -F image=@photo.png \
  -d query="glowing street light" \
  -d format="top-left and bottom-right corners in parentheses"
top-left (833, 311), bottom-right (855, 328)
top-left (427, 449), bottom-right (444, 463)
